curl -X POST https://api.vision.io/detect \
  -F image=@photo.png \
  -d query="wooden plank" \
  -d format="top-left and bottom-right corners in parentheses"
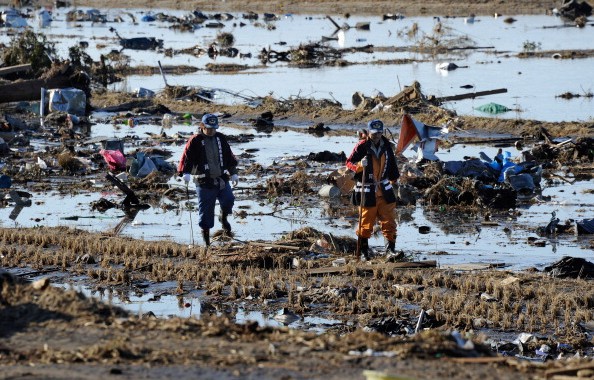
top-left (441, 262), bottom-right (506, 271)
top-left (0, 63), bottom-right (76, 104)
top-left (436, 88), bottom-right (507, 102)
top-left (481, 221), bottom-right (499, 226)
top-left (325, 15), bottom-right (342, 30)
top-left (0, 63), bottom-right (32, 76)
top-left (384, 260), bottom-right (437, 269)
top-left (449, 356), bottom-right (509, 364)
top-left (248, 242), bottom-right (301, 251)
top-left (545, 364), bottom-right (594, 379)
top-left (106, 173), bottom-right (139, 205)
top-left (306, 260), bottom-right (437, 276)
top-left (0, 75), bottom-right (74, 103)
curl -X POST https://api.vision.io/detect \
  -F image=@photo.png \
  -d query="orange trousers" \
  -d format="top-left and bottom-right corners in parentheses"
top-left (357, 195), bottom-right (397, 240)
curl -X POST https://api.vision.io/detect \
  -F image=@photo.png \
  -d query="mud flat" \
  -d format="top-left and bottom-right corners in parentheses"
top-left (3, 226), bottom-right (594, 379)
top-left (67, 0), bottom-right (555, 17)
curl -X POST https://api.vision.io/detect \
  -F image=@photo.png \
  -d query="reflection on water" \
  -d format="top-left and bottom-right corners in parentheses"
top-left (61, 283), bottom-right (204, 318)
top-left (236, 308), bottom-right (342, 333)
top-left (56, 283), bottom-right (342, 326)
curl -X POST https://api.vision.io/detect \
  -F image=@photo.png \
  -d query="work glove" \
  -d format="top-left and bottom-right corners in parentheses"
top-left (361, 157), bottom-right (368, 167)
top-left (182, 173), bottom-right (191, 183)
top-left (231, 174), bottom-right (239, 187)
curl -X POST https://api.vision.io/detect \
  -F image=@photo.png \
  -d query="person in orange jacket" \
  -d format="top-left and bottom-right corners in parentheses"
top-left (346, 119), bottom-right (400, 261)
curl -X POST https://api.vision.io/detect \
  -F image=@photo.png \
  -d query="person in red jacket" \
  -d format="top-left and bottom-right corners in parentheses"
top-left (178, 113), bottom-right (239, 246)
top-left (346, 119), bottom-right (401, 261)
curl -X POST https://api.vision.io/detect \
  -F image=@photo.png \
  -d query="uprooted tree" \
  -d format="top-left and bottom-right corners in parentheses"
top-left (1, 30), bottom-right (56, 78)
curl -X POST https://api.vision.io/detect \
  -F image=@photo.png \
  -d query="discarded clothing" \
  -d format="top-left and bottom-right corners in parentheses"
top-left (100, 149), bottom-right (126, 172)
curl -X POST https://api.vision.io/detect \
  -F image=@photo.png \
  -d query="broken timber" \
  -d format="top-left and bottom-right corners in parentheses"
top-left (307, 260), bottom-right (437, 276)
top-left (0, 63), bottom-right (86, 104)
top-left (436, 88), bottom-right (507, 102)
top-left (440, 262), bottom-right (506, 271)
top-left (0, 63), bottom-right (32, 76)
top-left (0, 74), bottom-right (75, 104)
top-left (247, 242), bottom-right (301, 251)
top-left (105, 173), bottom-right (149, 213)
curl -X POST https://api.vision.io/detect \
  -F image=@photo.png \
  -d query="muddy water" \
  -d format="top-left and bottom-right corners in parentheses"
top-left (1, 8), bottom-right (592, 121)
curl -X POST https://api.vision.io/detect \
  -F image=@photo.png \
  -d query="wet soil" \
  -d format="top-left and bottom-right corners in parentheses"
top-left (2, 229), bottom-right (592, 380)
top-left (4, 223), bottom-right (594, 379)
top-left (69, 0), bottom-right (555, 17)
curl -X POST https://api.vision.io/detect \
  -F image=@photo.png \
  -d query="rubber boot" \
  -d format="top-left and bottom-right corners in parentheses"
top-left (385, 238), bottom-right (404, 262)
top-left (358, 237), bottom-right (370, 261)
top-left (385, 239), bottom-right (396, 255)
top-left (219, 212), bottom-right (231, 233)
top-left (201, 229), bottom-right (210, 247)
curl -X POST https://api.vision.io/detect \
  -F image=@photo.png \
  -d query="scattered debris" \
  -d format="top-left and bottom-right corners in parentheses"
top-left (544, 256), bottom-right (594, 279)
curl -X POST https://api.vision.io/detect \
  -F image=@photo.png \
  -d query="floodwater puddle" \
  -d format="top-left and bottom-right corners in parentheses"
top-left (58, 282), bottom-right (203, 318)
top-left (236, 308), bottom-right (342, 332)
top-left (56, 282), bottom-right (341, 332)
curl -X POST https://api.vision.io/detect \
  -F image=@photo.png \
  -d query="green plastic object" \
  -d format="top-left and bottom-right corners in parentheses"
top-left (475, 102), bottom-right (511, 114)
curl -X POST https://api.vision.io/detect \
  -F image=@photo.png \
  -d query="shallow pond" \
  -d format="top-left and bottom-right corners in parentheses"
top-left (1, 7), bottom-right (593, 122)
